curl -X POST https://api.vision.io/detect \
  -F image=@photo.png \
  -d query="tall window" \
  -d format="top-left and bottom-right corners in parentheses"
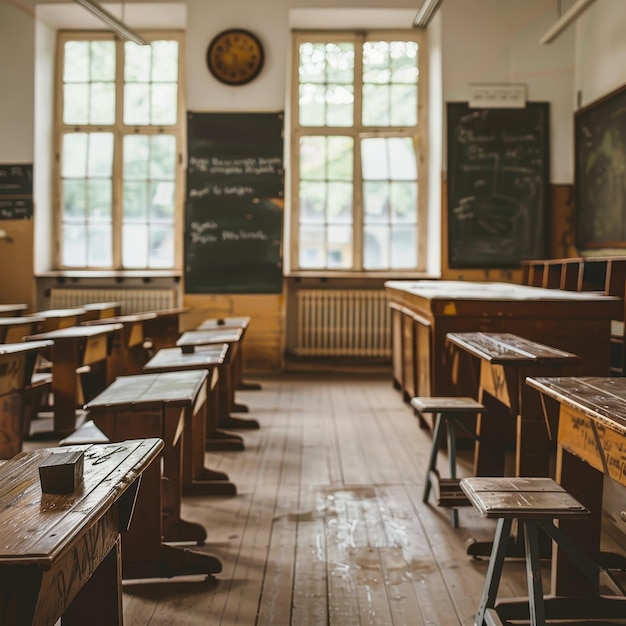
top-left (291, 31), bottom-right (427, 273)
top-left (56, 32), bottom-right (184, 270)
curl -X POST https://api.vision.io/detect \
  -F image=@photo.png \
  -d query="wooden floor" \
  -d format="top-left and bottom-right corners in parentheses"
top-left (29, 372), bottom-right (626, 625)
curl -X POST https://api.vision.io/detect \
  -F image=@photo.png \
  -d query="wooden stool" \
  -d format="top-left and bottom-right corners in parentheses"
top-left (460, 477), bottom-right (594, 626)
top-left (410, 396), bottom-right (485, 527)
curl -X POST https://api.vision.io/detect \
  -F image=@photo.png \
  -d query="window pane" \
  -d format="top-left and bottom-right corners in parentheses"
top-left (327, 182), bottom-right (352, 222)
top-left (298, 41), bottom-right (354, 127)
top-left (327, 225), bottom-right (352, 268)
top-left (64, 41), bottom-right (89, 82)
top-left (152, 83), bottom-right (178, 125)
top-left (90, 82), bottom-right (115, 125)
top-left (87, 133), bottom-right (114, 177)
top-left (391, 182), bottom-right (417, 222)
top-left (388, 137), bottom-right (417, 180)
top-left (123, 181), bottom-right (148, 219)
top-left (391, 225), bottom-right (417, 268)
top-left (390, 41), bottom-right (418, 82)
top-left (123, 223), bottom-right (148, 267)
top-left (364, 181), bottom-right (389, 223)
top-left (62, 134), bottom-right (88, 178)
top-left (300, 136), bottom-right (327, 180)
top-left (63, 84), bottom-right (89, 125)
top-left (87, 223), bottom-right (112, 266)
top-left (150, 135), bottom-right (176, 180)
top-left (363, 42), bottom-right (390, 84)
top-left (299, 225), bottom-right (326, 268)
top-left (364, 225), bottom-right (389, 269)
top-left (150, 181), bottom-right (175, 220)
top-left (390, 84), bottom-right (417, 126)
top-left (87, 179), bottom-right (112, 219)
top-left (124, 135), bottom-right (150, 179)
top-left (62, 179), bottom-right (86, 220)
top-left (149, 225), bottom-right (174, 267)
top-left (62, 224), bottom-right (87, 266)
top-left (125, 42), bottom-right (152, 82)
top-left (151, 41), bottom-right (179, 82)
top-left (363, 84), bottom-right (390, 126)
top-left (299, 181), bottom-right (326, 223)
top-left (125, 83), bottom-right (150, 125)
top-left (362, 137), bottom-right (389, 179)
top-left (90, 41), bottom-right (115, 81)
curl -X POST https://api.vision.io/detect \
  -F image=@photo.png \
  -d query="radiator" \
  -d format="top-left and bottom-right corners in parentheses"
top-left (295, 289), bottom-right (391, 358)
top-left (49, 288), bottom-right (178, 315)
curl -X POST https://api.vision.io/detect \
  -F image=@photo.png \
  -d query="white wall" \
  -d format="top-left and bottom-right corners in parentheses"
top-left (440, 0), bottom-right (576, 184)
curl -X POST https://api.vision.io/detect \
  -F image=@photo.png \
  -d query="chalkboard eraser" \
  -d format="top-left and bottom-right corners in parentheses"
top-left (39, 450), bottom-right (84, 494)
top-left (217, 318), bottom-right (225, 325)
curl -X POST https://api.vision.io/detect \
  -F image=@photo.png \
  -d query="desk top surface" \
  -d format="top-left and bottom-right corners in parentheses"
top-left (177, 328), bottom-right (243, 346)
top-left (0, 303), bottom-right (27, 315)
top-left (25, 323), bottom-right (123, 341)
top-left (85, 369), bottom-right (208, 411)
top-left (526, 376), bottom-right (626, 435)
top-left (196, 316), bottom-right (250, 331)
top-left (0, 340), bottom-right (53, 355)
top-left (82, 312), bottom-right (157, 325)
top-left (0, 439), bottom-right (162, 566)
top-left (0, 315), bottom-right (44, 327)
top-left (35, 307), bottom-right (88, 319)
top-left (144, 345), bottom-right (229, 372)
top-left (385, 280), bottom-right (621, 303)
top-left (447, 332), bottom-right (581, 365)
top-left (81, 301), bottom-right (121, 311)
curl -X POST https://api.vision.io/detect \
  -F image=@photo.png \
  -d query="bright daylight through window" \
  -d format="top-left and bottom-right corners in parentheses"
top-left (57, 34), bottom-right (183, 270)
top-left (292, 32), bottom-right (425, 273)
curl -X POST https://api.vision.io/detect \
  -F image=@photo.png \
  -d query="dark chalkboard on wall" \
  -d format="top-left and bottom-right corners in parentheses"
top-left (447, 102), bottom-right (550, 268)
top-left (575, 84), bottom-right (626, 250)
top-left (0, 164), bottom-right (33, 219)
top-left (185, 112), bottom-right (284, 294)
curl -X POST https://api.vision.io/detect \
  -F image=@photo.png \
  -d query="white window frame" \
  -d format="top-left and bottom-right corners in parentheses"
top-left (53, 30), bottom-right (186, 272)
top-left (288, 29), bottom-right (428, 277)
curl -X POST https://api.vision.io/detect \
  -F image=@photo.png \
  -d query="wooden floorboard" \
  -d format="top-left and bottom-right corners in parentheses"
top-left (25, 372), bottom-right (626, 625)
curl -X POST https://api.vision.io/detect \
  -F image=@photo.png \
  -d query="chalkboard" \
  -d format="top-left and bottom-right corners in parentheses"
top-left (575, 84), bottom-right (626, 250)
top-left (185, 112), bottom-right (284, 294)
top-left (0, 164), bottom-right (33, 219)
top-left (447, 103), bottom-right (550, 268)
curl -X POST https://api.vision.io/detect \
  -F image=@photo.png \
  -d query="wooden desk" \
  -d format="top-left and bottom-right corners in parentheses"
top-left (385, 281), bottom-right (621, 406)
top-left (80, 301), bottom-right (122, 322)
top-left (196, 316), bottom-right (262, 391)
top-left (25, 325), bottom-right (122, 436)
top-left (82, 312), bottom-right (156, 379)
top-left (84, 370), bottom-right (223, 580)
top-left (0, 315), bottom-right (44, 343)
top-left (142, 307), bottom-right (187, 353)
top-left (0, 438), bottom-right (162, 626)
top-left (35, 308), bottom-right (88, 333)
top-left (0, 340), bottom-right (53, 458)
top-left (144, 343), bottom-right (244, 454)
top-left (521, 376), bottom-right (626, 619)
top-left (446, 332), bottom-right (581, 478)
top-left (0, 303), bottom-right (27, 317)
top-left (177, 328), bottom-right (259, 429)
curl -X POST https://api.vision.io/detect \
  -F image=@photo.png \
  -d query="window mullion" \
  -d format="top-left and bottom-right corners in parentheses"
top-left (112, 39), bottom-right (125, 269)
top-left (353, 35), bottom-right (365, 272)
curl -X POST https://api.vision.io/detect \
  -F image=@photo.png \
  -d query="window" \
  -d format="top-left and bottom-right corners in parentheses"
top-left (55, 32), bottom-right (184, 270)
top-left (291, 31), bottom-right (427, 273)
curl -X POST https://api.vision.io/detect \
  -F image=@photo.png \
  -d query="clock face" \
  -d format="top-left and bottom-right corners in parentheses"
top-left (206, 29), bottom-right (264, 86)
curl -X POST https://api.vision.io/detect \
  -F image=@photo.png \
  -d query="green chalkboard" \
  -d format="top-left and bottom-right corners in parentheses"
top-left (0, 164), bottom-right (33, 219)
top-left (575, 84), bottom-right (626, 250)
top-left (184, 112), bottom-right (284, 294)
top-left (447, 102), bottom-right (550, 268)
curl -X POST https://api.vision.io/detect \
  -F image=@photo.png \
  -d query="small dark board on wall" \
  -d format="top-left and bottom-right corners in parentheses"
top-left (575, 84), bottom-right (626, 250)
top-left (185, 112), bottom-right (284, 294)
top-left (0, 164), bottom-right (33, 219)
top-left (447, 102), bottom-right (550, 268)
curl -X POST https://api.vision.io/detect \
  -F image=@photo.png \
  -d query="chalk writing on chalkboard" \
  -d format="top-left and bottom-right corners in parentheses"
top-left (575, 84), bottom-right (626, 250)
top-left (185, 112), bottom-right (284, 294)
top-left (447, 103), bottom-right (550, 268)
top-left (0, 164), bottom-right (33, 219)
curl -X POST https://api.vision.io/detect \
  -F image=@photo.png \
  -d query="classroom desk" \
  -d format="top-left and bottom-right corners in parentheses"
top-left (142, 307), bottom-right (187, 353)
top-left (0, 340), bottom-right (53, 458)
top-left (35, 308), bottom-right (88, 332)
top-left (445, 332), bottom-right (582, 558)
top-left (80, 301), bottom-right (122, 321)
top-left (82, 312), bottom-right (156, 379)
top-left (522, 376), bottom-right (626, 618)
top-left (195, 316), bottom-right (262, 391)
top-left (144, 343), bottom-right (244, 451)
top-left (0, 315), bottom-right (44, 343)
top-left (0, 438), bottom-right (162, 626)
top-left (385, 281), bottom-right (621, 407)
top-left (177, 328), bottom-right (259, 429)
top-left (25, 325), bottom-right (122, 436)
top-left (84, 370), bottom-right (223, 580)
top-left (0, 303), bottom-right (27, 317)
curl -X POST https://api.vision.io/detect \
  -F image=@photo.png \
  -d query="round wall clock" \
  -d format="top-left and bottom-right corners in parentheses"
top-left (206, 28), bottom-right (264, 86)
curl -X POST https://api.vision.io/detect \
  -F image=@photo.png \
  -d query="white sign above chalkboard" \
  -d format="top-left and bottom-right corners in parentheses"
top-left (468, 83), bottom-right (526, 109)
